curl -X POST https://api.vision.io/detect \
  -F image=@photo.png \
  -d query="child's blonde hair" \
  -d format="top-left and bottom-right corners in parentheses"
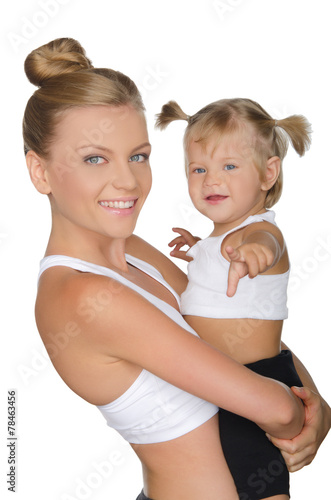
top-left (23, 38), bottom-right (145, 159)
top-left (156, 98), bottom-right (311, 208)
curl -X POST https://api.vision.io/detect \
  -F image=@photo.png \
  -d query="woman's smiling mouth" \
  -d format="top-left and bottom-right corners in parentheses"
top-left (99, 199), bottom-right (137, 209)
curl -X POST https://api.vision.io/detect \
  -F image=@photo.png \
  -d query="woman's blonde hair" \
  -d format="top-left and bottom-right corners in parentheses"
top-left (23, 38), bottom-right (145, 158)
top-left (156, 98), bottom-right (312, 208)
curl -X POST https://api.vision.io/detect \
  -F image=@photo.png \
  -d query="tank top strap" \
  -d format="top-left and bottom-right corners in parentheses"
top-left (38, 254), bottom-right (181, 308)
top-left (221, 210), bottom-right (276, 241)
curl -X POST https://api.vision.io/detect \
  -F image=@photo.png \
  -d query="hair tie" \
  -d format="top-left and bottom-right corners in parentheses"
top-left (274, 120), bottom-right (278, 127)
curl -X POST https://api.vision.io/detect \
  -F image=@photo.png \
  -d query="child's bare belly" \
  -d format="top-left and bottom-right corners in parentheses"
top-left (184, 316), bottom-right (283, 365)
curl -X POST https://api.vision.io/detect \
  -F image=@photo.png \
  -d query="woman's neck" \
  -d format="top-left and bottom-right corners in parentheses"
top-left (44, 222), bottom-right (130, 273)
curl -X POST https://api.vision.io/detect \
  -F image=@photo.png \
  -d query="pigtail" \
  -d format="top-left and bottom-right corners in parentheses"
top-left (276, 115), bottom-right (312, 157)
top-left (155, 100), bottom-right (189, 130)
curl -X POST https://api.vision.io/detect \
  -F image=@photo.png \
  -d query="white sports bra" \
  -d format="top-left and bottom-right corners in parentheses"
top-left (38, 254), bottom-right (218, 444)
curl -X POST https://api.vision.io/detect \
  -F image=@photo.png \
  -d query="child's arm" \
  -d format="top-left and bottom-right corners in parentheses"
top-left (225, 223), bottom-right (286, 297)
top-left (168, 223), bottom-right (286, 296)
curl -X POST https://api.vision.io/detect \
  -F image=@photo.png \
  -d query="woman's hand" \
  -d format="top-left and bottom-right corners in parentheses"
top-left (266, 386), bottom-right (331, 472)
top-left (168, 227), bottom-right (200, 261)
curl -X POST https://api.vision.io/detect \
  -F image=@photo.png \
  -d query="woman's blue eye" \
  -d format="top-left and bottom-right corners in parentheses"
top-left (85, 156), bottom-right (105, 165)
top-left (129, 154), bottom-right (147, 162)
top-left (224, 164), bottom-right (236, 171)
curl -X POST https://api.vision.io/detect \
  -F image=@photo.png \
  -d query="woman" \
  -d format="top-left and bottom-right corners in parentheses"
top-left (24, 38), bottom-right (330, 500)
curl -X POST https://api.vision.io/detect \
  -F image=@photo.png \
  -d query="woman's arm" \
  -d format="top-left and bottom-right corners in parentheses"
top-left (127, 233), bottom-right (330, 467)
top-left (61, 271), bottom-right (304, 440)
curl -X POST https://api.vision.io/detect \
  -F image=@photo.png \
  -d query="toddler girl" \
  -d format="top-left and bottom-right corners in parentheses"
top-left (156, 98), bottom-right (311, 500)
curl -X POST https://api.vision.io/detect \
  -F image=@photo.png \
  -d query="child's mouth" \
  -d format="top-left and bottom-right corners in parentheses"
top-left (205, 195), bottom-right (228, 203)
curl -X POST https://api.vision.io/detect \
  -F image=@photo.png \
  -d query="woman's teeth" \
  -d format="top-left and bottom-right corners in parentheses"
top-left (99, 200), bottom-right (135, 209)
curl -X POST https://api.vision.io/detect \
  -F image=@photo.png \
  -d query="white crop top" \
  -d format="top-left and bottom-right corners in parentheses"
top-left (181, 211), bottom-right (290, 320)
top-left (38, 254), bottom-right (218, 444)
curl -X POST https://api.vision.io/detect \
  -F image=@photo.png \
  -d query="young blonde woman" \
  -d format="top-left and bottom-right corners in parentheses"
top-left (23, 38), bottom-right (330, 500)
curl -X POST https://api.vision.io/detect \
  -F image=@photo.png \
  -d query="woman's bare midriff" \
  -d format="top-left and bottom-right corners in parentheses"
top-left (132, 414), bottom-right (238, 500)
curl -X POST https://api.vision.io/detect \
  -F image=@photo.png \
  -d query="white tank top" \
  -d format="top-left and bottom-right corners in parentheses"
top-left (181, 211), bottom-right (289, 320)
top-left (38, 254), bottom-right (218, 444)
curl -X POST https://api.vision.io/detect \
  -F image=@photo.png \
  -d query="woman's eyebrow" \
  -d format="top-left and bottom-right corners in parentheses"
top-left (75, 142), bottom-right (151, 153)
top-left (131, 142), bottom-right (152, 153)
top-left (76, 144), bottom-right (112, 153)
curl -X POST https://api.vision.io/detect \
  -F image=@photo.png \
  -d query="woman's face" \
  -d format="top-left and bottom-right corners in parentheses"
top-left (41, 105), bottom-right (152, 241)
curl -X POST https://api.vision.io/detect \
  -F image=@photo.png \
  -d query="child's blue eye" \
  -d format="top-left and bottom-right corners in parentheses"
top-left (224, 164), bottom-right (236, 171)
top-left (194, 168), bottom-right (206, 174)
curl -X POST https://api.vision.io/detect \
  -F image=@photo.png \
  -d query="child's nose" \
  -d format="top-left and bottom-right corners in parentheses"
top-left (204, 171), bottom-right (223, 187)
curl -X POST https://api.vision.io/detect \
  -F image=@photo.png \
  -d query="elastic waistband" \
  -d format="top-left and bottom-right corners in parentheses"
top-left (245, 349), bottom-right (292, 369)
top-left (245, 349), bottom-right (302, 388)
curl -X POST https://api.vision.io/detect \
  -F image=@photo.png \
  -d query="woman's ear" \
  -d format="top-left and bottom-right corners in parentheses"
top-left (261, 156), bottom-right (280, 192)
top-left (26, 151), bottom-right (51, 195)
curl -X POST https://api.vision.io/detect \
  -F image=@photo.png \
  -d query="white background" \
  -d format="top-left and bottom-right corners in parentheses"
top-left (1, 0), bottom-right (330, 499)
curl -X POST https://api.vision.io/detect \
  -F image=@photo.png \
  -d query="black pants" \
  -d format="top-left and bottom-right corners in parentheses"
top-left (136, 491), bottom-right (152, 500)
top-left (137, 350), bottom-right (302, 500)
top-left (219, 349), bottom-right (302, 499)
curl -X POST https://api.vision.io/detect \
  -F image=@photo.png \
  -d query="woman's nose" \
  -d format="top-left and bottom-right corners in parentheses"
top-left (112, 161), bottom-right (138, 191)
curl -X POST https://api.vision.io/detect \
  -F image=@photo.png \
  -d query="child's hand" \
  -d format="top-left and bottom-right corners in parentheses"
top-left (168, 228), bottom-right (201, 262)
top-left (226, 243), bottom-right (275, 297)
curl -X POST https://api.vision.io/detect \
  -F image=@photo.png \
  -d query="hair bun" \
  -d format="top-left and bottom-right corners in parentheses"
top-left (24, 37), bottom-right (93, 87)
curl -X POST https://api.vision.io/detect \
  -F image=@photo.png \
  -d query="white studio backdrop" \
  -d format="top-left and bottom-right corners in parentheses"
top-left (1, 0), bottom-right (330, 499)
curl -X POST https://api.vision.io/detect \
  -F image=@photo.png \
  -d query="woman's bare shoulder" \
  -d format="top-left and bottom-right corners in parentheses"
top-left (35, 268), bottom-right (118, 343)
top-left (35, 267), bottom-right (168, 372)
top-left (126, 234), bottom-right (188, 294)
top-left (35, 268), bottom-right (146, 404)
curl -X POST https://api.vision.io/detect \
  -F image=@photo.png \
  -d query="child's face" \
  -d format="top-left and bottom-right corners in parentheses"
top-left (187, 129), bottom-right (268, 230)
